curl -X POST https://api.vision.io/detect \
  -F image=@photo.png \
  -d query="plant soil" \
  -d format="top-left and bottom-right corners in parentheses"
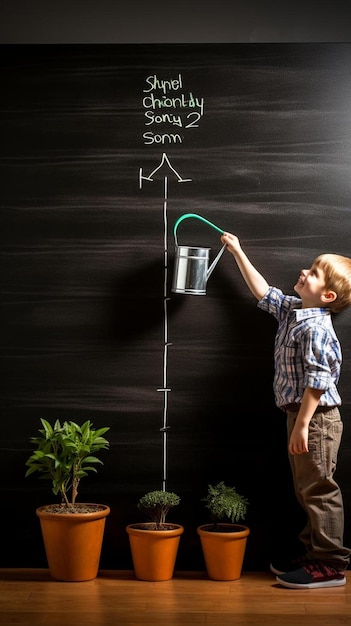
top-left (202, 523), bottom-right (248, 533)
top-left (129, 523), bottom-right (181, 531)
top-left (40, 503), bottom-right (107, 514)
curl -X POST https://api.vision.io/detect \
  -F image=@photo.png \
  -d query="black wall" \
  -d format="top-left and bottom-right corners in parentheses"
top-left (1, 43), bottom-right (351, 571)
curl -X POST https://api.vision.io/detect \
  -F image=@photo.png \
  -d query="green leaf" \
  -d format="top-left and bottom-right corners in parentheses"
top-left (24, 419), bottom-right (110, 505)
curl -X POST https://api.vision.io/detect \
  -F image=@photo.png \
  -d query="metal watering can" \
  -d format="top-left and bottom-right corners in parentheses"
top-left (171, 213), bottom-right (226, 295)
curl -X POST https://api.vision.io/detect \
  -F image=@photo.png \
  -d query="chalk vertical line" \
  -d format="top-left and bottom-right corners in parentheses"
top-left (140, 155), bottom-right (191, 493)
top-left (162, 175), bottom-right (168, 492)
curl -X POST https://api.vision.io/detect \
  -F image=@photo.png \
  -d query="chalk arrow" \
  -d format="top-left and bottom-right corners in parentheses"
top-left (139, 152), bottom-right (192, 188)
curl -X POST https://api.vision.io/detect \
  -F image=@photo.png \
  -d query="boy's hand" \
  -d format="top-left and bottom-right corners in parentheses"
top-left (289, 423), bottom-right (309, 455)
top-left (221, 232), bottom-right (241, 254)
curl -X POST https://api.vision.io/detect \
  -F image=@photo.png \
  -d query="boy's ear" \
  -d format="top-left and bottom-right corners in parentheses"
top-left (321, 290), bottom-right (337, 305)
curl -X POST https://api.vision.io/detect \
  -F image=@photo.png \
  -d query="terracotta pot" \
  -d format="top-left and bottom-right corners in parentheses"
top-left (126, 522), bottom-right (184, 581)
top-left (36, 503), bottom-right (110, 581)
top-left (197, 523), bottom-right (250, 581)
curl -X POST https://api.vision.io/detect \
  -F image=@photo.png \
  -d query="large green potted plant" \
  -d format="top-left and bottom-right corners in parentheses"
top-left (126, 489), bottom-right (184, 581)
top-left (197, 481), bottom-right (250, 581)
top-left (25, 418), bottom-right (110, 581)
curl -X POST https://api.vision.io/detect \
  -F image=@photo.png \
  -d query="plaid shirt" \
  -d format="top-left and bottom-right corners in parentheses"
top-left (258, 286), bottom-right (342, 409)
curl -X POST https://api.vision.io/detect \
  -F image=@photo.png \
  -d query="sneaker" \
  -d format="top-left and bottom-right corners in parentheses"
top-left (276, 560), bottom-right (346, 589)
top-left (270, 555), bottom-right (307, 575)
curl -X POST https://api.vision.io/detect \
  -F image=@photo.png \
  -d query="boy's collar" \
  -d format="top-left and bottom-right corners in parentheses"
top-left (294, 307), bottom-right (331, 321)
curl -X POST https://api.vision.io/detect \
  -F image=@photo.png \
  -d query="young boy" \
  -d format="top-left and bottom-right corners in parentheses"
top-left (221, 230), bottom-right (351, 589)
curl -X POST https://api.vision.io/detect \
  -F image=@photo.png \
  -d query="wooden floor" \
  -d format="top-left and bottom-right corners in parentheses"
top-left (1, 569), bottom-right (351, 626)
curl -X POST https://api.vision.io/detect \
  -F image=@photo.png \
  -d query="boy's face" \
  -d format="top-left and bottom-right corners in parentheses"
top-left (294, 263), bottom-right (335, 308)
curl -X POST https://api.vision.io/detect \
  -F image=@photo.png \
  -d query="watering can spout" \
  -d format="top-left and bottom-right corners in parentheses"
top-left (171, 213), bottom-right (226, 296)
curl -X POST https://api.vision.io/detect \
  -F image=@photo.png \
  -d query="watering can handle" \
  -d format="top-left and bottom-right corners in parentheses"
top-left (173, 213), bottom-right (225, 246)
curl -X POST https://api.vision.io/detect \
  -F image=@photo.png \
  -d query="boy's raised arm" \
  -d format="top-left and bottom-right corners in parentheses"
top-left (221, 232), bottom-right (269, 301)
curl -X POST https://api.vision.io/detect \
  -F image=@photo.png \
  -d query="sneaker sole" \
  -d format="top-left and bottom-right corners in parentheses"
top-left (276, 575), bottom-right (346, 589)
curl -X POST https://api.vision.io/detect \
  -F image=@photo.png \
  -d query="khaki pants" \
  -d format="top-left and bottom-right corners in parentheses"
top-left (287, 407), bottom-right (350, 571)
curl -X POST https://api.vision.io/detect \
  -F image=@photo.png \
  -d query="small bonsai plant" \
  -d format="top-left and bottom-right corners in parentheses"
top-left (137, 489), bottom-right (181, 530)
top-left (25, 418), bottom-right (110, 512)
top-left (202, 481), bottom-right (249, 530)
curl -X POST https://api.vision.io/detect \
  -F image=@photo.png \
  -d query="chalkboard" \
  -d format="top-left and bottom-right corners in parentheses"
top-left (1, 43), bottom-right (351, 570)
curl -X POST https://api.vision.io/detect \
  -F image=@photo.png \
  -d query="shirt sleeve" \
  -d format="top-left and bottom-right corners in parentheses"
top-left (258, 286), bottom-right (300, 322)
top-left (300, 326), bottom-right (335, 390)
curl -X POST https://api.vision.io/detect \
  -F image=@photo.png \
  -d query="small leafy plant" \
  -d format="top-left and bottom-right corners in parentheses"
top-left (25, 418), bottom-right (110, 510)
top-left (202, 481), bottom-right (249, 529)
top-left (137, 490), bottom-right (181, 530)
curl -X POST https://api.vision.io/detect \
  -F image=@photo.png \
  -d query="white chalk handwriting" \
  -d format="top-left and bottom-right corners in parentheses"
top-left (142, 73), bottom-right (204, 145)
